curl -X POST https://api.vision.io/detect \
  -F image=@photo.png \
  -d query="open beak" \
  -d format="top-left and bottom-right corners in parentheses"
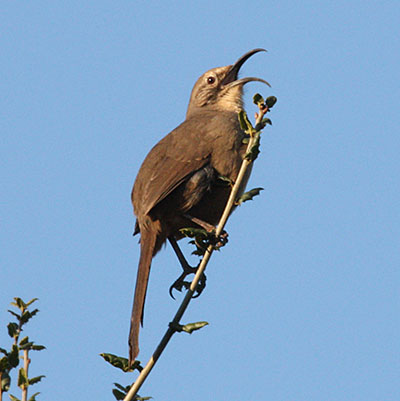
top-left (221, 48), bottom-right (271, 88)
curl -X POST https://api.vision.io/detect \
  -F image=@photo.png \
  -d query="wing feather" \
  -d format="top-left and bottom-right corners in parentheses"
top-left (132, 118), bottom-right (212, 217)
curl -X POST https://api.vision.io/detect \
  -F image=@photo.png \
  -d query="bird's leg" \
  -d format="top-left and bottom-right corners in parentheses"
top-left (168, 236), bottom-right (206, 299)
top-left (183, 214), bottom-right (229, 248)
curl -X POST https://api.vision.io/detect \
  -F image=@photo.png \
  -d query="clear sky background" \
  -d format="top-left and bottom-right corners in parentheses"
top-left (1, 1), bottom-right (399, 400)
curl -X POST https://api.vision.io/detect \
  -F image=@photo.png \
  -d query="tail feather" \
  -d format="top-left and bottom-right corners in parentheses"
top-left (129, 226), bottom-right (157, 364)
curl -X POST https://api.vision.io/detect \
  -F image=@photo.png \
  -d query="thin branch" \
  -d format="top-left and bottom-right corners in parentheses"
top-left (21, 349), bottom-right (29, 401)
top-left (123, 104), bottom-right (270, 401)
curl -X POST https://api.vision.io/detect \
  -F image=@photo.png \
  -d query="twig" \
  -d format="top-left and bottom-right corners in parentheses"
top-left (123, 105), bottom-right (269, 401)
top-left (21, 350), bottom-right (29, 401)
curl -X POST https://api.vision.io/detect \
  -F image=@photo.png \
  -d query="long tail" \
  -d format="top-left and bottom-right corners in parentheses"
top-left (129, 226), bottom-right (157, 364)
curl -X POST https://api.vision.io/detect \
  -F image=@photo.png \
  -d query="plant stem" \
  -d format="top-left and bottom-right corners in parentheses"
top-left (22, 350), bottom-right (29, 401)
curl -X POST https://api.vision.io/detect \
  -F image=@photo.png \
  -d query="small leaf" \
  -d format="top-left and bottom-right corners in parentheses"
top-left (238, 110), bottom-right (253, 133)
top-left (20, 309), bottom-right (39, 325)
top-left (31, 345), bottom-right (46, 351)
top-left (114, 383), bottom-right (130, 392)
top-left (265, 95), bottom-right (277, 108)
top-left (12, 298), bottom-right (26, 310)
top-left (25, 298), bottom-right (39, 307)
top-left (19, 337), bottom-right (29, 346)
top-left (28, 392), bottom-right (41, 401)
top-left (244, 131), bottom-right (261, 161)
top-left (8, 345), bottom-right (20, 368)
top-left (18, 367), bottom-right (28, 388)
top-left (19, 341), bottom-right (34, 351)
top-left (1, 370), bottom-right (11, 391)
top-left (7, 311), bottom-right (21, 321)
top-left (9, 394), bottom-right (20, 401)
top-left (0, 356), bottom-right (9, 371)
top-left (137, 397), bottom-right (153, 401)
top-left (179, 227), bottom-right (210, 239)
top-left (253, 93), bottom-right (264, 105)
top-left (7, 322), bottom-right (19, 338)
top-left (236, 187), bottom-right (264, 205)
top-left (100, 353), bottom-right (141, 372)
top-left (28, 375), bottom-right (45, 385)
top-left (112, 389), bottom-right (126, 400)
top-left (181, 321), bottom-right (209, 334)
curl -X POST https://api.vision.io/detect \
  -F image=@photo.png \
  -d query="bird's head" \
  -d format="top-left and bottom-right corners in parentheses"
top-left (186, 48), bottom-right (270, 118)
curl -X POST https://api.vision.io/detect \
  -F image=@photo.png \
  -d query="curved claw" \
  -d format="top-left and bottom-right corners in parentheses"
top-left (168, 264), bottom-right (207, 299)
top-left (209, 230), bottom-right (229, 250)
top-left (168, 273), bottom-right (189, 299)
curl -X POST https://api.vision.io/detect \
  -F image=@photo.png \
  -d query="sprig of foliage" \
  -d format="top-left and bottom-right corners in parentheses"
top-left (0, 298), bottom-right (45, 401)
top-left (236, 187), bottom-right (264, 205)
top-left (99, 354), bottom-right (147, 400)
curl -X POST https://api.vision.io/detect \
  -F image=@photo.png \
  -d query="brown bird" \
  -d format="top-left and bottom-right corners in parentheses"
top-left (129, 48), bottom-right (269, 363)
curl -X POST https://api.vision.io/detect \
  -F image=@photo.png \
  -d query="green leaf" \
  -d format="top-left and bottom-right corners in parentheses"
top-left (18, 367), bottom-right (29, 388)
top-left (7, 322), bottom-right (19, 338)
top-left (8, 345), bottom-right (20, 368)
top-left (181, 321), bottom-right (209, 334)
top-left (12, 297), bottom-right (26, 310)
top-left (19, 341), bottom-right (34, 351)
top-left (7, 311), bottom-right (21, 321)
top-left (244, 131), bottom-right (261, 161)
top-left (0, 356), bottom-right (9, 371)
top-left (112, 389), bottom-right (126, 400)
top-left (31, 345), bottom-right (46, 351)
top-left (9, 394), bottom-right (20, 401)
top-left (0, 347), bottom-right (7, 355)
top-left (179, 227), bottom-right (210, 239)
top-left (137, 397), bottom-right (153, 400)
top-left (114, 383), bottom-right (130, 392)
top-left (20, 309), bottom-right (39, 325)
top-left (253, 93), bottom-right (264, 105)
top-left (112, 382), bottom-right (133, 399)
top-left (100, 353), bottom-right (140, 373)
top-left (28, 392), bottom-right (41, 401)
top-left (1, 370), bottom-right (11, 391)
top-left (236, 187), bottom-right (264, 205)
top-left (19, 336), bottom-right (29, 346)
top-left (29, 375), bottom-right (45, 385)
top-left (238, 110), bottom-right (254, 133)
top-left (265, 95), bottom-right (277, 108)
top-left (25, 298), bottom-right (39, 307)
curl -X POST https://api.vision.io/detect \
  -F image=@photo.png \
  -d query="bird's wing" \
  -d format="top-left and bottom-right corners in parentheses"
top-left (132, 118), bottom-right (213, 218)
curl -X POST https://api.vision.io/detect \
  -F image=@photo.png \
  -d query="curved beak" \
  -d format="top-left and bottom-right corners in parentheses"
top-left (221, 48), bottom-right (271, 88)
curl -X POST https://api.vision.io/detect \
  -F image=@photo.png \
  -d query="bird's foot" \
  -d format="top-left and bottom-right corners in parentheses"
top-left (169, 262), bottom-right (207, 299)
top-left (210, 230), bottom-right (229, 250)
top-left (193, 228), bottom-right (228, 252)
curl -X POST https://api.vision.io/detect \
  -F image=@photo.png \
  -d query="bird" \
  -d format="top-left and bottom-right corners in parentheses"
top-left (129, 48), bottom-right (269, 363)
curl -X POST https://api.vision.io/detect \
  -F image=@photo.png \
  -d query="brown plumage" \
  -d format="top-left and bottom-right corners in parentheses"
top-left (129, 49), bottom-right (269, 363)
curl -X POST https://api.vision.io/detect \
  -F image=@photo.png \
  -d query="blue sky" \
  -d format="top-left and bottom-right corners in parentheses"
top-left (1, 1), bottom-right (399, 400)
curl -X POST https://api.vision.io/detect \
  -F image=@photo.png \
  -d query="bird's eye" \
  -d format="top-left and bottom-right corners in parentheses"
top-left (207, 76), bottom-right (216, 84)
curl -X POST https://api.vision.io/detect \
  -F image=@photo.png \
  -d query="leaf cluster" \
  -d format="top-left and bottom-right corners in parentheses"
top-left (179, 227), bottom-right (221, 256)
top-left (100, 354), bottom-right (149, 400)
top-left (0, 298), bottom-right (45, 401)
